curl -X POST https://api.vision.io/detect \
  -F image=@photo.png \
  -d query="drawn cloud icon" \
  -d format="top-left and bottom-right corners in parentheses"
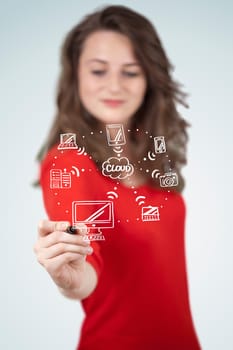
top-left (102, 157), bottom-right (134, 179)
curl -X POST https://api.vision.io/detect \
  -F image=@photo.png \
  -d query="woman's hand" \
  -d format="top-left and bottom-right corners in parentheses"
top-left (33, 220), bottom-right (94, 295)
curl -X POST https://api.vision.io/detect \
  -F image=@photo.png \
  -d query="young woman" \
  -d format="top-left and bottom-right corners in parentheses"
top-left (34, 5), bottom-right (202, 350)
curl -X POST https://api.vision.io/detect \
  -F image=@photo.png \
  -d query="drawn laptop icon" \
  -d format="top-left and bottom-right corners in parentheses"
top-left (57, 133), bottom-right (78, 150)
top-left (141, 206), bottom-right (160, 221)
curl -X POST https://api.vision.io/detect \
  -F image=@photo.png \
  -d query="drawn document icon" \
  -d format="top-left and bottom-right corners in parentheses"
top-left (50, 169), bottom-right (61, 188)
top-left (58, 133), bottom-right (78, 150)
top-left (106, 124), bottom-right (126, 146)
top-left (61, 170), bottom-right (71, 188)
top-left (141, 206), bottom-right (160, 221)
top-left (154, 136), bottom-right (166, 153)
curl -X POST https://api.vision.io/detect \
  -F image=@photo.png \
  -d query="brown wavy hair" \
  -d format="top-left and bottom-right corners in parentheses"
top-left (36, 4), bottom-right (190, 192)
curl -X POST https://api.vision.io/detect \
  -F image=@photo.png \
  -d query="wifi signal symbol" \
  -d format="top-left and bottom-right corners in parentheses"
top-left (70, 166), bottom-right (80, 177)
top-left (77, 146), bottom-right (85, 155)
top-left (148, 151), bottom-right (156, 161)
top-left (151, 169), bottom-right (161, 179)
top-left (135, 195), bottom-right (146, 206)
top-left (113, 146), bottom-right (123, 154)
top-left (107, 191), bottom-right (118, 199)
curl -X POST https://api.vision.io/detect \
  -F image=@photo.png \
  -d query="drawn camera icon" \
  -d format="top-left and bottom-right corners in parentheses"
top-left (159, 172), bottom-right (178, 187)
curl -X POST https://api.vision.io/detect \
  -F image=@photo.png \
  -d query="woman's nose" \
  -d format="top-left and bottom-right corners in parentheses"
top-left (107, 73), bottom-right (122, 93)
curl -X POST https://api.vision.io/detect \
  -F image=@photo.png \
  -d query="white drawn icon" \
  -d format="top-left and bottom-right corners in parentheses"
top-left (154, 136), bottom-right (166, 153)
top-left (107, 191), bottom-right (118, 200)
top-left (77, 146), bottom-right (85, 155)
top-left (135, 195), bottom-right (146, 206)
top-left (50, 169), bottom-right (71, 188)
top-left (151, 169), bottom-right (161, 179)
top-left (148, 150), bottom-right (156, 161)
top-left (106, 124), bottom-right (126, 146)
top-left (102, 156), bottom-right (134, 179)
top-left (113, 146), bottom-right (123, 157)
top-left (142, 206), bottom-right (160, 221)
top-left (70, 166), bottom-right (80, 177)
top-left (159, 172), bottom-right (178, 187)
top-left (58, 133), bottom-right (78, 150)
top-left (72, 200), bottom-right (114, 241)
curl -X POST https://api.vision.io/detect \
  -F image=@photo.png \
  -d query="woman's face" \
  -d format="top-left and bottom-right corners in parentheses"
top-left (77, 30), bottom-right (147, 126)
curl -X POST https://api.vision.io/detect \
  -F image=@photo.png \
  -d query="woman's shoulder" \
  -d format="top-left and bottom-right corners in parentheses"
top-left (40, 143), bottom-right (93, 170)
top-left (39, 143), bottom-right (98, 186)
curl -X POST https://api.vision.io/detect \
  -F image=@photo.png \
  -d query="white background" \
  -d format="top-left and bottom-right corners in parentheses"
top-left (1, 1), bottom-right (232, 349)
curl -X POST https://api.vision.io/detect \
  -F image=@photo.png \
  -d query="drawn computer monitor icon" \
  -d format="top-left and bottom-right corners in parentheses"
top-left (72, 200), bottom-right (114, 234)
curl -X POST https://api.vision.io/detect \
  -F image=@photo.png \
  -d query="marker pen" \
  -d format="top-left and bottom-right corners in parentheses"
top-left (66, 226), bottom-right (77, 234)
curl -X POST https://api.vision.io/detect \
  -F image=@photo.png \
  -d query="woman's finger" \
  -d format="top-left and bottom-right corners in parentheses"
top-left (38, 220), bottom-right (70, 237)
top-left (39, 242), bottom-right (93, 260)
top-left (70, 223), bottom-right (88, 236)
top-left (36, 230), bottom-right (90, 250)
top-left (43, 252), bottom-right (86, 277)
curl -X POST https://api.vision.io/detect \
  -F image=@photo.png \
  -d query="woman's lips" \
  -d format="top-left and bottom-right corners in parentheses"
top-left (102, 99), bottom-right (124, 107)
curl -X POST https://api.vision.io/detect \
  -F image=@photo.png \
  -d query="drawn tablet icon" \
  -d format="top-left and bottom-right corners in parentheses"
top-left (106, 124), bottom-right (126, 146)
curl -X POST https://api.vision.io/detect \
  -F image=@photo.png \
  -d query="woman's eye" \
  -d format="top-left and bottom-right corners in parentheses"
top-left (91, 70), bottom-right (105, 76)
top-left (91, 70), bottom-right (140, 77)
top-left (123, 72), bottom-right (140, 77)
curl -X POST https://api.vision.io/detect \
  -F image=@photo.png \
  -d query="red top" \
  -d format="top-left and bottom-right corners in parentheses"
top-left (40, 145), bottom-right (201, 350)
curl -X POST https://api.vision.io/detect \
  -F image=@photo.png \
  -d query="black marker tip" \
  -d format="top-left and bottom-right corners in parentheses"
top-left (66, 226), bottom-right (77, 234)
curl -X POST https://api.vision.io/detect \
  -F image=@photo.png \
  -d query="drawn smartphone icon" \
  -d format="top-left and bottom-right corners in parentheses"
top-left (154, 136), bottom-right (166, 153)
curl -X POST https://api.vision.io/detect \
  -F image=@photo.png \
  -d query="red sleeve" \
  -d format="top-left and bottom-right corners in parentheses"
top-left (39, 145), bottom-right (103, 278)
